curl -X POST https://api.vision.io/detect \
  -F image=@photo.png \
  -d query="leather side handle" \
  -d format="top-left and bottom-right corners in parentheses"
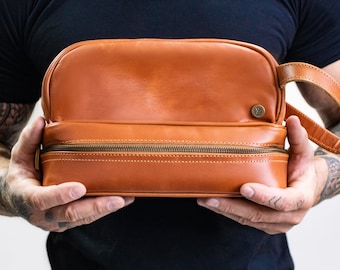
top-left (277, 62), bottom-right (340, 154)
top-left (286, 103), bottom-right (340, 153)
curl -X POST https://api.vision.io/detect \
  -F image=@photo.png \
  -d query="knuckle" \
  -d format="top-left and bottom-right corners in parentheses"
top-left (269, 196), bottom-right (296, 212)
top-left (275, 202), bottom-right (289, 212)
top-left (248, 210), bottom-right (264, 223)
top-left (82, 216), bottom-right (97, 225)
top-left (282, 195), bottom-right (306, 212)
top-left (63, 199), bottom-right (107, 223)
top-left (218, 203), bottom-right (234, 215)
top-left (64, 205), bottom-right (81, 222)
top-left (237, 217), bottom-right (251, 226)
top-left (31, 193), bottom-right (47, 211)
top-left (255, 194), bottom-right (269, 206)
top-left (55, 189), bottom-right (70, 205)
top-left (92, 199), bottom-right (106, 215)
top-left (216, 198), bottom-right (241, 215)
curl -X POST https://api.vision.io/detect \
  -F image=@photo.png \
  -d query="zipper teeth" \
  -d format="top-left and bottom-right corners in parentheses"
top-left (42, 143), bottom-right (287, 154)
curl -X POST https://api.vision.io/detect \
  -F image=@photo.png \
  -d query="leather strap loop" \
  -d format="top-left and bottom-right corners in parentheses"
top-left (286, 103), bottom-right (340, 153)
top-left (277, 62), bottom-right (340, 153)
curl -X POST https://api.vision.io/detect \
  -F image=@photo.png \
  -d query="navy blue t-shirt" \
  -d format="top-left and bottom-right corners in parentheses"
top-left (1, 0), bottom-right (340, 269)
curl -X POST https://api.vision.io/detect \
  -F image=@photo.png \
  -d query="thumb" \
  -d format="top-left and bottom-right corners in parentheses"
top-left (285, 115), bottom-right (314, 181)
top-left (286, 115), bottom-right (313, 157)
top-left (11, 116), bottom-right (45, 164)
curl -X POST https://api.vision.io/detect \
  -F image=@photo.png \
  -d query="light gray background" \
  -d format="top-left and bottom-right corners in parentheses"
top-left (1, 85), bottom-right (339, 269)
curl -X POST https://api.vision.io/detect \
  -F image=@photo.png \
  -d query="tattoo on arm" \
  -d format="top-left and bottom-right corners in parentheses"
top-left (0, 173), bottom-right (9, 213)
top-left (0, 172), bottom-right (33, 218)
top-left (0, 102), bottom-right (35, 149)
top-left (0, 102), bottom-right (35, 216)
top-left (315, 121), bottom-right (340, 202)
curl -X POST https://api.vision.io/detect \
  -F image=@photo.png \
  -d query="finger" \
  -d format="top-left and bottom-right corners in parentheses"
top-left (29, 182), bottom-right (87, 211)
top-left (45, 196), bottom-right (134, 223)
top-left (198, 197), bottom-right (283, 222)
top-left (239, 184), bottom-right (307, 211)
top-left (33, 196), bottom-right (134, 232)
top-left (198, 197), bottom-right (304, 233)
top-left (220, 211), bottom-right (293, 235)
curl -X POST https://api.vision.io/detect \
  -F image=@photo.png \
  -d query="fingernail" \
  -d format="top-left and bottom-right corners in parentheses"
top-left (107, 201), bottom-right (115, 211)
top-left (70, 186), bottom-right (86, 199)
top-left (242, 186), bottom-right (254, 198)
top-left (124, 197), bottom-right (135, 205)
top-left (205, 198), bottom-right (220, 208)
top-left (107, 197), bottom-right (124, 211)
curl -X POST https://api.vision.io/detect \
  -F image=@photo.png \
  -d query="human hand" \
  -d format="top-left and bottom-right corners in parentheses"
top-left (198, 116), bottom-right (325, 234)
top-left (2, 117), bottom-right (134, 232)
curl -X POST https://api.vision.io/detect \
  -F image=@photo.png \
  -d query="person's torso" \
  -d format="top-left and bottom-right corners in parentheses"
top-left (2, 0), bottom-right (339, 268)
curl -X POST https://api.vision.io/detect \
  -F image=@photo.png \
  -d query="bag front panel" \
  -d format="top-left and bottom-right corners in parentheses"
top-left (42, 39), bottom-right (284, 124)
top-left (40, 121), bottom-right (288, 196)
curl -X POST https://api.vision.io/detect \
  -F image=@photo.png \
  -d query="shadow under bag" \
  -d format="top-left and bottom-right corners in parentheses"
top-left (37, 39), bottom-right (340, 197)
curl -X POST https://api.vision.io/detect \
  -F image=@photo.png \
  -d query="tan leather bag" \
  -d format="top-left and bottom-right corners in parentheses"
top-left (38, 39), bottom-right (340, 197)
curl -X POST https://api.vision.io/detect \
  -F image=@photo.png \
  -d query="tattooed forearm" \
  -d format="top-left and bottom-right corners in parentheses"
top-left (0, 102), bottom-right (35, 215)
top-left (0, 102), bottom-right (35, 149)
top-left (0, 173), bottom-right (33, 217)
top-left (315, 121), bottom-right (340, 202)
top-left (317, 154), bottom-right (340, 202)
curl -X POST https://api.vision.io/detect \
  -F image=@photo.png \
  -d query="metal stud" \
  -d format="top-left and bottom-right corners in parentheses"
top-left (251, 104), bottom-right (266, 118)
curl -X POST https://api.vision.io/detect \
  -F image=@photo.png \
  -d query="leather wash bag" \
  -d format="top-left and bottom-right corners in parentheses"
top-left (37, 39), bottom-right (340, 197)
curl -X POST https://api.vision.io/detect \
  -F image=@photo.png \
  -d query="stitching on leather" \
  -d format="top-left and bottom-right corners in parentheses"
top-left (52, 139), bottom-right (279, 147)
top-left (282, 63), bottom-right (340, 98)
top-left (42, 152), bottom-right (286, 158)
top-left (284, 63), bottom-right (340, 88)
top-left (41, 158), bottom-right (287, 164)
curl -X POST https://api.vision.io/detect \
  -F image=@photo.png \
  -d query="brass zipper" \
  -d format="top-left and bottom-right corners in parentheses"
top-left (41, 143), bottom-right (287, 155)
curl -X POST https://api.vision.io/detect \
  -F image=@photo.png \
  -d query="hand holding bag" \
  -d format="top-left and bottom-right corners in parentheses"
top-left (37, 39), bottom-right (340, 197)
